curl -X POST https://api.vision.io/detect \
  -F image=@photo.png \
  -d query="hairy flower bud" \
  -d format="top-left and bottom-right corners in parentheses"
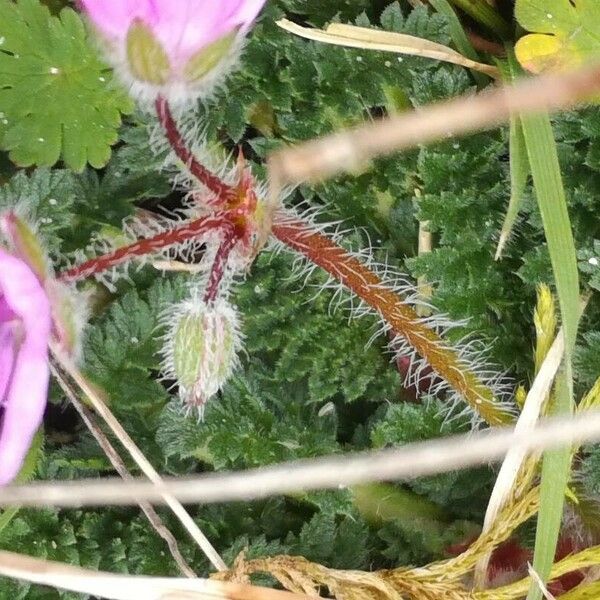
top-left (162, 299), bottom-right (242, 417)
top-left (80, 0), bottom-right (267, 106)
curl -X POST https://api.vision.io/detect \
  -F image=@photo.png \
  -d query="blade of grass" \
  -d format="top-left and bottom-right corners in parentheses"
top-left (50, 343), bottom-right (228, 573)
top-left (51, 364), bottom-right (196, 578)
top-left (428, 0), bottom-right (488, 86)
top-left (514, 47), bottom-right (580, 600)
top-left (0, 551), bottom-right (308, 600)
top-left (446, 0), bottom-right (512, 38)
top-left (4, 411), bottom-right (600, 508)
top-left (495, 114), bottom-right (529, 259)
top-left (268, 63), bottom-right (600, 186)
top-left (276, 19), bottom-right (500, 78)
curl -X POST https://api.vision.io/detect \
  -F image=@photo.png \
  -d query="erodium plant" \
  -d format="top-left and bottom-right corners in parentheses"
top-left (55, 0), bottom-right (515, 425)
top-left (0, 1), bottom-right (515, 461)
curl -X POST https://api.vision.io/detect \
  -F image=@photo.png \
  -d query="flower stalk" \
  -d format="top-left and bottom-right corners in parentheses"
top-left (62, 97), bottom-right (511, 426)
top-left (272, 216), bottom-right (511, 426)
top-left (155, 95), bottom-right (234, 200)
top-left (60, 213), bottom-right (233, 283)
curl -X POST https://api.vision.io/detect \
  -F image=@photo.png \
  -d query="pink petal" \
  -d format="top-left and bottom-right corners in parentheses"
top-left (79, 0), bottom-right (155, 39)
top-left (0, 322), bottom-right (16, 405)
top-left (146, 0), bottom-right (268, 62)
top-left (0, 248), bottom-right (51, 485)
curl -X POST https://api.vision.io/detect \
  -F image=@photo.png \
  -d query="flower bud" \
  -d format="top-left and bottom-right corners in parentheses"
top-left (80, 0), bottom-right (267, 105)
top-left (162, 299), bottom-right (242, 417)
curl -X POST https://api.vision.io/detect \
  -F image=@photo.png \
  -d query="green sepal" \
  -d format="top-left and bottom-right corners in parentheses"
top-left (126, 19), bottom-right (171, 85)
top-left (1, 213), bottom-right (49, 281)
top-left (184, 30), bottom-right (238, 82)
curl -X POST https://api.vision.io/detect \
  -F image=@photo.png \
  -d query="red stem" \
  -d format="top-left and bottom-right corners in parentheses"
top-left (203, 227), bottom-right (242, 304)
top-left (272, 216), bottom-right (510, 426)
top-left (60, 214), bottom-right (231, 282)
top-left (155, 95), bottom-right (234, 201)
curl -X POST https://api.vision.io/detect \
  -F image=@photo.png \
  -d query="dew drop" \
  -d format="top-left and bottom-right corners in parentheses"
top-left (589, 257), bottom-right (599, 267)
top-left (397, 56), bottom-right (403, 62)
top-left (356, 56), bottom-right (363, 62)
top-left (546, 13), bottom-right (553, 18)
top-left (1, 119), bottom-right (7, 125)
top-left (384, 60), bottom-right (392, 67)
top-left (130, 336), bottom-right (139, 344)
top-left (99, 76), bottom-right (106, 82)
top-left (48, 198), bottom-right (57, 206)
top-left (0, 37), bottom-right (5, 45)
top-left (37, 137), bottom-right (45, 142)
top-left (453, 142), bottom-right (460, 149)
top-left (49, 67), bottom-right (59, 75)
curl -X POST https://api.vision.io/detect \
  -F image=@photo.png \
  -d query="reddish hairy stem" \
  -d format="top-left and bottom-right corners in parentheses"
top-left (272, 216), bottom-right (510, 426)
top-left (155, 95), bottom-right (234, 200)
top-left (204, 227), bottom-right (242, 304)
top-left (60, 214), bottom-right (231, 282)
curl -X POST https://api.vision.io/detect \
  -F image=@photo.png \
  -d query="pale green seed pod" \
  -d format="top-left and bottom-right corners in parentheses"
top-left (163, 299), bottom-right (242, 417)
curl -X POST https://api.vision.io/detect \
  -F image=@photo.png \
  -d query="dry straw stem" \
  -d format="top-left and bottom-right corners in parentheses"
top-left (277, 18), bottom-right (500, 77)
top-left (217, 488), bottom-right (540, 599)
top-left (475, 323), bottom-right (564, 585)
top-left (4, 412), bottom-right (600, 509)
top-left (0, 551), bottom-right (307, 600)
top-left (424, 486), bottom-right (540, 580)
top-left (50, 364), bottom-right (196, 579)
top-left (527, 565), bottom-right (557, 600)
top-left (267, 63), bottom-right (600, 186)
top-left (50, 343), bottom-right (228, 573)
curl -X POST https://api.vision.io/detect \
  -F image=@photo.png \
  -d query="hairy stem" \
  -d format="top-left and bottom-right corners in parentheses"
top-left (155, 95), bottom-right (234, 200)
top-left (60, 214), bottom-right (231, 282)
top-left (204, 227), bottom-right (241, 304)
top-left (272, 215), bottom-right (511, 426)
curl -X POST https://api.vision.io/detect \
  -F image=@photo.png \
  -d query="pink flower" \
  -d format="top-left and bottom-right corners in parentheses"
top-left (80, 0), bottom-right (268, 104)
top-left (0, 248), bottom-right (52, 485)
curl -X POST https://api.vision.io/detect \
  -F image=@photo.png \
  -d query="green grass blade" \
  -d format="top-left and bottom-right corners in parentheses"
top-left (428, 0), bottom-right (488, 86)
top-left (495, 115), bottom-right (529, 260)
top-left (518, 85), bottom-right (580, 600)
top-left (445, 0), bottom-right (512, 39)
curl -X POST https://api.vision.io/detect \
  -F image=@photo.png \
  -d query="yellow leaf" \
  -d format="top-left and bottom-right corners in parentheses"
top-left (515, 0), bottom-right (600, 73)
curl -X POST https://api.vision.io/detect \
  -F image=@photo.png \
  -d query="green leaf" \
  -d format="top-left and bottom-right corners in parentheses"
top-left (446, 0), bottom-right (512, 38)
top-left (428, 0), bottom-right (488, 86)
top-left (515, 0), bottom-right (600, 73)
top-left (511, 51), bottom-right (580, 599)
top-left (380, 2), bottom-right (404, 32)
top-left (495, 113), bottom-right (530, 259)
top-left (0, 430), bottom-right (42, 538)
top-left (0, 0), bottom-right (132, 170)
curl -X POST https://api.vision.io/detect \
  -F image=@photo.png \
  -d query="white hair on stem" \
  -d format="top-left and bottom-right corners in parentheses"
top-left (274, 206), bottom-right (515, 425)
